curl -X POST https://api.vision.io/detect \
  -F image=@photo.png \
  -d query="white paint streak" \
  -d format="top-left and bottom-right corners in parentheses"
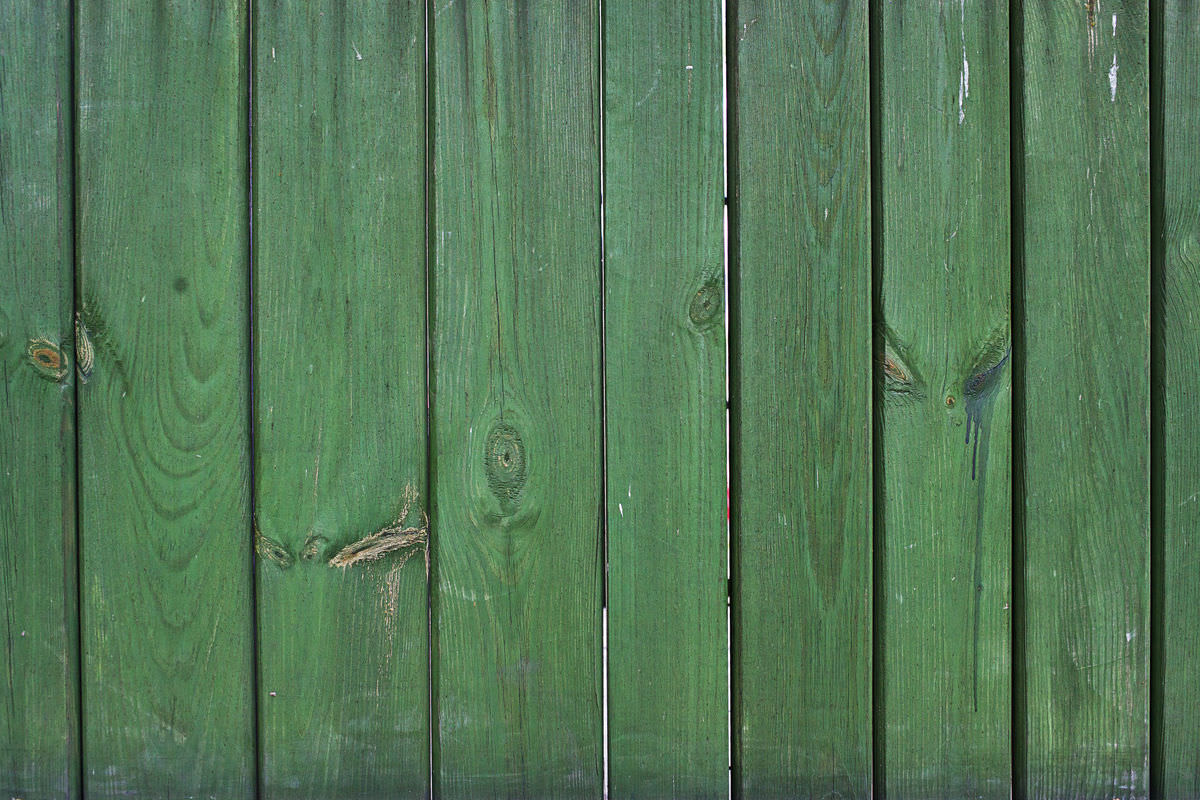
top-left (352, 44), bottom-right (363, 61)
top-left (618, 503), bottom-right (624, 517)
top-left (958, 0), bottom-right (970, 124)
top-left (1109, 54), bottom-right (1119, 101)
top-left (1112, 13), bottom-right (1117, 36)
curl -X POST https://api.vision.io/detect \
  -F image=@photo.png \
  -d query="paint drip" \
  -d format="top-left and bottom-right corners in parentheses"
top-left (962, 345), bottom-right (1010, 711)
top-left (964, 346), bottom-right (1010, 481)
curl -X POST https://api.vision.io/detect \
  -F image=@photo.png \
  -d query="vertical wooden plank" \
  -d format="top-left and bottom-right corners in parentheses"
top-left (1021, 1), bottom-right (1150, 798)
top-left (730, 1), bottom-right (872, 797)
top-left (252, 2), bottom-right (429, 797)
top-left (604, 1), bottom-right (726, 797)
top-left (75, 1), bottom-right (254, 794)
top-left (0, 2), bottom-right (79, 797)
top-left (430, 1), bottom-right (602, 797)
top-left (1157, 1), bottom-right (1198, 796)
top-left (876, 3), bottom-right (1012, 797)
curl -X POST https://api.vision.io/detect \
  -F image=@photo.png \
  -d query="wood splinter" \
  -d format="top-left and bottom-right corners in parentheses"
top-left (328, 483), bottom-right (428, 569)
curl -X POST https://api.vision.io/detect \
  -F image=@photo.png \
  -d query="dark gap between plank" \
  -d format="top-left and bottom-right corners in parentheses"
top-left (1148, 0), bottom-right (1166, 794)
top-left (867, 0), bottom-right (886, 795)
top-left (723, 0), bottom-right (743, 797)
top-left (1009, 0), bottom-right (1028, 795)
top-left (69, 0), bottom-right (86, 794)
top-left (244, 2), bottom-right (265, 796)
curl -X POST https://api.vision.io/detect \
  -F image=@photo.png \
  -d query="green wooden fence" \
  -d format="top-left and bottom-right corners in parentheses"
top-left (1, 1), bottom-right (1196, 798)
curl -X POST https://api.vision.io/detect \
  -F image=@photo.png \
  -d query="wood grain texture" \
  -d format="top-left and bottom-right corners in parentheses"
top-left (876, 3), bottom-right (1012, 797)
top-left (730, 1), bottom-right (872, 797)
top-left (1020, 1), bottom-right (1150, 798)
top-left (0, 2), bottom-right (79, 796)
top-left (1158, 1), bottom-right (1199, 796)
top-left (603, 2), bottom-right (726, 797)
top-left (75, 1), bottom-right (255, 795)
top-left (252, 2), bottom-right (429, 796)
top-left (429, 1), bottom-right (603, 796)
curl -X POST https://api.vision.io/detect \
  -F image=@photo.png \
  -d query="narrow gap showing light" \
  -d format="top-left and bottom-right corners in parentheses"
top-left (597, 0), bottom-right (611, 797)
top-left (720, 0), bottom-right (733, 798)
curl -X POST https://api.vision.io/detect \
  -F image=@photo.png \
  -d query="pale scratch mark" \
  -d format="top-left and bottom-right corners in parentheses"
top-left (1112, 13), bottom-right (1117, 36)
top-left (1109, 53), bottom-right (1118, 101)
top-left (618, 503), bottom-right (624, 517)
top-left (1087, 0), bottom-right (1099, 70)
top-left (352, 44), bottom-right (363, 61)
top-left (958, 0), bottom-right (970, 125)
top-left (685, 41), bottom-right (694, 101)
top-left (634, 68), bottom-right (661, 108)
top-left (739, 17), bottom-right (758, 41)
top-left (312, 423), bottom-right (324, 507)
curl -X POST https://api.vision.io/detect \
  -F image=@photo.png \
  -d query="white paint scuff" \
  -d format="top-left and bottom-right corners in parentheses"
top-left (1109, 54), bottom-right (1118, 102)
top-left (958, 0), bottom-right (970, 125)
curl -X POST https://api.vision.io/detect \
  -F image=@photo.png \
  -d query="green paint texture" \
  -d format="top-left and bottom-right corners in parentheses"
top-left (252, 1), bottom-right (430, 796)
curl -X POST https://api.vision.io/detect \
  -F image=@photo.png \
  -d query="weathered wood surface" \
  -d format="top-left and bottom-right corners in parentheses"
top-left (604, 1), bottom-right (727, 797)
top-left (252, 1), bottom-right (429, 796)
top-left (1158, 2), bottom-right (1200, 797)
top-left (430, 1), bottom-right (603, 796)
top-left (876, 3), bottom-right (1013, 796)
top-left (75, 1), bottom-right (256, 795)
top-left (0, 3), bottom-right (79, 797)
top-left (730, 1), bottom-right (873, 797)
top-left (1020, 1), bottom-right (1150, 797)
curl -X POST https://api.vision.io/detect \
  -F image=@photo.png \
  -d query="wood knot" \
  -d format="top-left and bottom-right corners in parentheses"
top-left (255, 529), bottom-right (295, 570)
top-left (688, 278), bottom-right (722, 328)
top-left (25, 338), bottom-right (69, 382)
top-left (300, 533), bottom-right (328, 561)
top-left (75, 313), bottom-right (94, 383)
top-left (485, 422), bottom-right (526, 503)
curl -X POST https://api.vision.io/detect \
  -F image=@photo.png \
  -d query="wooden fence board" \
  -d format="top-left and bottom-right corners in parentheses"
top-left (75, 2), bottom-right (256, 795)
top-left (0, 3), bottom-right (79, 797)
top-left (1158, 1), bottom-right (1200, 796)
top-left (1020, 1), bottom-right (1150, 797)
top-left (252, 1), bottom-right (429, 796)
top-left (876, 3), bottom-right (1013, 796)
top-left (730, 2), bottom-right (873, 797)
top-left (603, 1), bottom-right (727, 797)
top-left (430, 1), bottom-right (603, 796)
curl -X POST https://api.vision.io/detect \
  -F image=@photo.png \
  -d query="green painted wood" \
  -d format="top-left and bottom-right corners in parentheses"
top-left (876, 3), bottom-right (1013, 797)
top-left (730, 1), bottom-right (872, 797)
top-left (429, 1), bottom-right (602, 796)
top-left (75, 1), bottom-right (255, 794)
top-left (0, 2), bottom-right (80, 797)
top-left (1020, 1), bottom-right (1150, 797)
top-left (252, 2), bottom-right (429, 797)
top-left (1157, 1), bottom-right (1199, 796)
top-left (603, 1), bottom-right (726, 797)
